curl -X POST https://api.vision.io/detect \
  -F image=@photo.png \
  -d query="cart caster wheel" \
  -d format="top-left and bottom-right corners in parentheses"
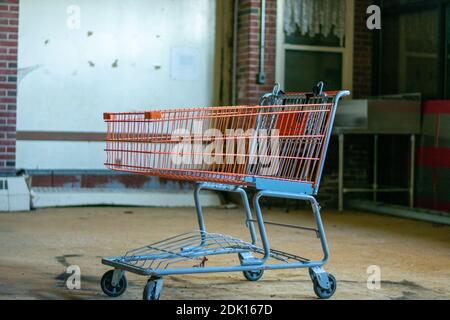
top-left (143, 277), bottom-right (164, 300)
top-left (100, 270), bottom-right (128, 297)
top-left (243, 269), bottom-right (264, 282)
top-left (313, 274), bottom-right (336, 299)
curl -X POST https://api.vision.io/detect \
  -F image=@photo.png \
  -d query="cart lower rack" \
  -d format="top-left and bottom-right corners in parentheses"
top-left (100, 83), bottom-right (350, 300)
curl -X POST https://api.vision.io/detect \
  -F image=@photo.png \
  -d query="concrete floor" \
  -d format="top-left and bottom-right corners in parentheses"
top-left (0, 205), bottom-right (449, 300)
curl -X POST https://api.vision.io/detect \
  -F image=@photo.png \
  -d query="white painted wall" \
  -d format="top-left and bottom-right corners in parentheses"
top-left (17, 0), bottom-right (216, 170)
top-left (17, 141), bottom-right (105, 170)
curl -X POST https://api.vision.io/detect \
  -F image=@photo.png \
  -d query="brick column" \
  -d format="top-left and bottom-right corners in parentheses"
top-left (0, 0), bottom-right (18, 174)
top-left (353, 0), bottom-right (373, 98)
top-left (236, 0), bottom-right (277, 105)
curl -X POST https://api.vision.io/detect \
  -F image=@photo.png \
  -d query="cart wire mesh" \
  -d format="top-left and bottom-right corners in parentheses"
top-left (103, 91), bottom-right (339, 189)
top-left (109, 231), bottom-right (309, 273)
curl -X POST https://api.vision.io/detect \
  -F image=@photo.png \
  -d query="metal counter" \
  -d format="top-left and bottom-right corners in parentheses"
top-left (333, 96), bottom-right (422, 211)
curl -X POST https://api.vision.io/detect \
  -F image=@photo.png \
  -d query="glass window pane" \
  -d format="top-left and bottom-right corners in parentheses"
top-left (381, 9), bottom-right (439, 98)
top-left (284, 50), bottom-right (342, 92)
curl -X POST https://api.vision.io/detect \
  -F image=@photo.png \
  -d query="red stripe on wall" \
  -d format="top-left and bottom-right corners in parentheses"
top-left (416, 199), bottom-right (450, 212)
top-left (417, 147), bottom-right (450, 168)
top-left (423, 100), bottom-right (450, 114)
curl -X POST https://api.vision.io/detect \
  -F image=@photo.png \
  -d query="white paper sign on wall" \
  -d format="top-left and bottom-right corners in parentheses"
top-left (170, 47), bottom-right (201, 81)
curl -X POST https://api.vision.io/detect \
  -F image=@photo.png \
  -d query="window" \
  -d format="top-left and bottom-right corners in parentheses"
top-left (276, 0), bottom-right (354, 92)
top-left (380, 8), bottom-right (439, 98)
top-left (378, 0), bottom-right (450, 99)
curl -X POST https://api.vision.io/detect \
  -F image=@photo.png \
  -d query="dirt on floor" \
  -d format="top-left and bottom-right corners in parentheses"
top-left (0, 205), bottom-right (449, 300)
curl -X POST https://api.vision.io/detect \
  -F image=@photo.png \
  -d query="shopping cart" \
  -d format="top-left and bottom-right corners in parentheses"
top-left (100, 82), bottom-right (350, 300)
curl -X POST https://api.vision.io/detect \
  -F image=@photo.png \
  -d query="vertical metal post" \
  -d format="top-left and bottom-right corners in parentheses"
top-left (309, 196), bottom-right (330, 264)
top-left (409, 134), bottom-right (415, 208)
top-left (236, 187), bottom-right (258, 245)
top-left (373, 134), bottom-right (378, 202)
top-left (253, 192), bottom-right (271, 262)
top-left (194, 184), bottom-right (207, 246)
top-left (338, 133), bottom-right (344, 212)
top-left (257, 0), bottom-right (266, 84)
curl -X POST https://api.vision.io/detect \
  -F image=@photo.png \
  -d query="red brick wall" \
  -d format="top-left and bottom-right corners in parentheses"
top-left (236, 0), bottom-right (277, 105)
top-left (353, 0), bottom-right (374, 98)
top-left (318, 0), bottom-right (375, 207)
top-left (233, 0), bottom-right (375, 209)
top-left (236, 0), bottom-right (374, 102)
top-left (0, 0), bottom-right (18, 174)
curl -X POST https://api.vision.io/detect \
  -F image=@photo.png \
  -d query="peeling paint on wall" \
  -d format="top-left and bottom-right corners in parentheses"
top-left (17, 65), bottom-right (42, 83)
top-left (17, 0), bottom-right (216, 170)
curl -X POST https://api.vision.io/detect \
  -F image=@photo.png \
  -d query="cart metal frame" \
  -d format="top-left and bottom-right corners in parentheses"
top-left (100, 83), bottom-right (350, 300)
